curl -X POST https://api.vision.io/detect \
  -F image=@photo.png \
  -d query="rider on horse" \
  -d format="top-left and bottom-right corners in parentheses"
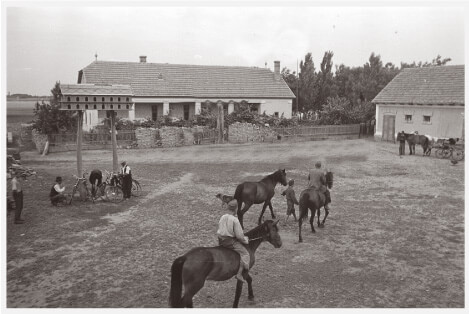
top-left (307, 161), bottom-right (332, 212)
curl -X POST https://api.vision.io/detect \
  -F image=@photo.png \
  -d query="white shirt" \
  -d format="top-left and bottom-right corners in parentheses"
top-left (54, 183), bottom-right (65, 193)
top-left (121, 165), bottom-right (131, 175)
top-left (12, 177), bottom-right (22, 192)
top-left (217, 214), bottom-right (248, 244)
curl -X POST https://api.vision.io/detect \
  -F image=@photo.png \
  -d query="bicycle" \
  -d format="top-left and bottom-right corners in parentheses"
top-left (98, 170), bottom-right (124, 203)
top-left (112, 172), bottom-right (142, 197)
top-left (68, 172), bottom-right (94, 205)
top-left (435, 145), bottom-right (464, 161)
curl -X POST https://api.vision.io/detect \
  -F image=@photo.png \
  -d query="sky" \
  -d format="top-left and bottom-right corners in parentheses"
top-left (4, 4), bottom-right (467, 96)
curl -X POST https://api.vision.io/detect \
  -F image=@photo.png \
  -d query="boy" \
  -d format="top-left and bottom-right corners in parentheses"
top-left (50, 176), bottom-right (67, 206)
top-left (281, 179), bottom-right (299, 222)
top-left (11, 171), bottom-right (25, 224)
top-left (120, 161), bottom-right (132, 200)
top-left (217, 200), bottom-right (250, 282)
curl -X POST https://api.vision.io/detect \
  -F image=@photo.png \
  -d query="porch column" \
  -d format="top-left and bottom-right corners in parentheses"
top-left (163, 102), bottom-right (170, 116)
top-left (128, 104), bottom-right (135, 121)
top-left (228, 101), bottom-right (234, 114)
top-left (195, 102), bottom-right (201, 115)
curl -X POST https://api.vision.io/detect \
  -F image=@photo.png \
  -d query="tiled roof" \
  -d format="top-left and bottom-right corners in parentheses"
top-left (60, 84), bottom-right (133, 95)
top-left (372, 65), bottom-right (464, 105)
top-left (79, 61), bottom-right (295, 99)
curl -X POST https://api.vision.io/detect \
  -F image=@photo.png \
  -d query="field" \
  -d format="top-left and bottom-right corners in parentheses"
top-left (6, 139), bottom-right (464, 308)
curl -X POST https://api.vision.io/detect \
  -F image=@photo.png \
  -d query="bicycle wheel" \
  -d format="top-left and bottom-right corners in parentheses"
top-left (435, 149), bottom-right (445, 159)
top-left (443, 149), bottom-right (452, 159)
top-left (452, 150), bottom-right (464, 161)
top-left (131, 180), bottom-right (142, 197)
top-left (68, 186), bottom-right (77, 205)
top-left (105, 185), bottom-right (124, 203)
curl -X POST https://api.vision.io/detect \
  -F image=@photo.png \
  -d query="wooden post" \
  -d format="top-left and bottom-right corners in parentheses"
top-left (110, 110), bottom-right (118, 172)
top-left (76, 110), bottom-right (83, 176)
top-left (217, 101), bottom-right (224, 144)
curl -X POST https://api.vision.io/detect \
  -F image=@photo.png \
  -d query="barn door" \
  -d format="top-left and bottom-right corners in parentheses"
top-left (382, 115), bottom-right (396, 142)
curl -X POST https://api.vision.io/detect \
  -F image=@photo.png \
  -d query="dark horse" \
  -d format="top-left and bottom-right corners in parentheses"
top-left (404, 133), bottom-right (430, 156)
top-left (234, 169), bottom-right (288, 228)
top-left (169, 220), bottom-right (282, 308)
top-left (298, 171), bottom-right (333, 243)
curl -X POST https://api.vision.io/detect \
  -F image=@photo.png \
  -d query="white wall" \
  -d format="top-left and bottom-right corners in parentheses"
top-left (259, 99), bottom-right (293, 119)
top-left (375, 104), bottom-right (464, 139)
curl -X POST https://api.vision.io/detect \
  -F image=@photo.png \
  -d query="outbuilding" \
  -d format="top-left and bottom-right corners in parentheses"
top-left (372, 65), bottom-right (464, 142)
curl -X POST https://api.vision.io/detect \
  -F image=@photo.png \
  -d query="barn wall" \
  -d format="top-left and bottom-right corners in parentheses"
top-left (375, 104), bottom-right (464, 139)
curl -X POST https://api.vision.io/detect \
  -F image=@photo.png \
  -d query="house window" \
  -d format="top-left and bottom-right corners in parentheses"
top-left (85, 97), bottom-right (88, 102)
top-left (274, 112), bottom-right (279, 118)
top-left (67, 97), bottom-right (71, 102)
top-left (102, 97), bottom-right (105, 102)
top-left (76, 97), bottom-right (80, 102)
top-left (152, 105), bottom-right (158, 121)
top-left (183, 104), bottom-right (190, 120)
top-left (405, 115), bottom-right (412, 123)
top-left (118, 97), bottom-right (121, 102)
top-left (110, 97), bottom-right (113, 102)
top-left (423, 115), bottom-right (431, 124)
top-left (93, 97), bottom-right (97, 102)
top-left (126, 97), bottom-right (129, 102)
top-left (250, 104), bottom-right (259, 114)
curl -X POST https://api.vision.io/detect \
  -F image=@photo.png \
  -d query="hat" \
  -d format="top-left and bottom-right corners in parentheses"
top-left (121, 161), bottom-right (127, 166)
top-left (227, 200), bottom-right (238, 211)
top-left (56, 176), bottom-right (62, 182)
top-left (288, 179), bottom-right (295, 186)
top-left (315, 161), bottom-right (322, 168)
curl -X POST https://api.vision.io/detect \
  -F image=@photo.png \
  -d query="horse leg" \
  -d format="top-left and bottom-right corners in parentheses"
top-left (310, 208), bottom-right (316, 233)
top-left (298, 206), bottom-right (307, 243)
top-left (268, 200), bottom-right (276, 219)
top-left (181, 280), bottom-right (205, 308)
top-left (321, 206), bottom-right (329, 226)
top-left (246, 273), bottom-right (254, 301)
top-left (317, 207), bottom-right (321, 227)
top-left (238, 203), bottom-right (252, 229)
top-left (258, 202), bottom-right (269, 225)
top-left (233, 279), bottom-right (244, 308)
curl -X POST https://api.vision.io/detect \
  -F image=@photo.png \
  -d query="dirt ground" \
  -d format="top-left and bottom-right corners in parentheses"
top-left (6, 139), bottom-right (464, 308)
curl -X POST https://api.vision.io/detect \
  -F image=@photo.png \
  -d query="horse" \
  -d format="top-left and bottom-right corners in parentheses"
top-left (234, 169), bottom-right (288, 228)
top-left (168, 219), bottom-right (282, 308)
top-left (298, 171), bottom-right (333, 243)
top-left (404, 133), bottom-right (430, 156)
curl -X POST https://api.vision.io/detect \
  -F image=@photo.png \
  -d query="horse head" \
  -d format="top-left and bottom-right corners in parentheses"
top-left (276, 169), bottom-right (288, 186)
top-left (325, 171), bottom-right (333, 189)
top-left (263, 219), bottom-right (282, 248)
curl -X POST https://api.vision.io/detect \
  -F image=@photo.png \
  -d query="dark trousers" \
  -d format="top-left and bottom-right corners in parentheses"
top-left (122, 175), bottom-right (132, 198)
top-left (399, 141), bottom-right (406, 155)
top-left (50, 194), bottom-right (67, 205)
top-left (13, 191), bottom-right (23, 221)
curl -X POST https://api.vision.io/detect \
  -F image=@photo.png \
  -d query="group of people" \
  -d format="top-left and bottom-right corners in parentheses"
top-left (9, 161), bottom-right (133, 225)
top-left (216, 161), bottom-right (332, 282)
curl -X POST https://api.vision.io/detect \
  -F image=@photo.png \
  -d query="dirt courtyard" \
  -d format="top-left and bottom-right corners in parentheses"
top-left (6, 139), bottom-right (464, 308)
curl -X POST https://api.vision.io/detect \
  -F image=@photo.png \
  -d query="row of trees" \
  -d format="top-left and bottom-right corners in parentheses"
top-left (282, 53), bottom-right (451, 124)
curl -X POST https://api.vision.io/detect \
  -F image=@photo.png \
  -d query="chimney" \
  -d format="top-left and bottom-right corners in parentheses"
top-left (274, 61), bottom-right (280, 80)
top-left (139, 56), bottom-right (147, 63)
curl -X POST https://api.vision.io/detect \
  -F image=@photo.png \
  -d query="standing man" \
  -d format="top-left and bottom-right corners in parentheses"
top-left (397, 131), bottom-right (406, 156)
top-left (120, 161), bottom-right (132, 200)
top-left (308, 161), bottom-right (332, 212)
top-left (281, 179), bottom-right (299, 222)
top-left (11, 171), bottom-right (25, 224)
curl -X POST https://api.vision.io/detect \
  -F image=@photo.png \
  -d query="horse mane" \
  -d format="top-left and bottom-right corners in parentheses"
top-left (244, 221), bottom-right (271, 238)
top-left (260, 170), bottom-right (280, 182)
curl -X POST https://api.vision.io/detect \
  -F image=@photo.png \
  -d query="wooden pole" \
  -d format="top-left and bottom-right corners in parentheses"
top-left (76, 110), bottom-right (83, 176)
top-left (110, 110), bottom-right (118, 172)
top-left (217, 101), bottom-right (224, 143)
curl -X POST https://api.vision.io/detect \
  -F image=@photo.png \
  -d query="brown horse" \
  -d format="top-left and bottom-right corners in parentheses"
top-left (298, 171), bottom-right (333, 243)
top-left (168, 220), bottom-right (282, 308)
top-left (234, 169), bottom-right (288, 228)
top-left (404, 133), bottom-right (430, 155)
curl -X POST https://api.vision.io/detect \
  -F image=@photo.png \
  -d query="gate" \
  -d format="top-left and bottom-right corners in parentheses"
top-left (382, 115), bottom-right (396, 142)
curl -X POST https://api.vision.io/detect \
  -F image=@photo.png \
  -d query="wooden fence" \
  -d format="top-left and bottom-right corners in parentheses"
top-left (271, 124), bottom-right (361, 141)
top-left (48, 130), bottom-right (136, 152)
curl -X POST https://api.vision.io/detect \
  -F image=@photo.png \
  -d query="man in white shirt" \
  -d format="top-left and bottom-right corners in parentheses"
top-left (50, 176), bottom-right (67, 206)
top-left (217, 200), bottom-right (250, 282)
top-left (120, 161), bottom-right (132, 199)
top-left (11, 171), bottom-right (25, 224)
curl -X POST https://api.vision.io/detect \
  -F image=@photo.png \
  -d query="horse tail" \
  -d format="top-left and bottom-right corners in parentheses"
top-left (298, 191), bottom-right (310, 221)
top-left (169, 255), bottom-right (186, 308)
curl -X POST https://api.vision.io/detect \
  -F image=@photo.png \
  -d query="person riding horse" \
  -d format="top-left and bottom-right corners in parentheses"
top-left (307, 161), bottom-right (331, 212)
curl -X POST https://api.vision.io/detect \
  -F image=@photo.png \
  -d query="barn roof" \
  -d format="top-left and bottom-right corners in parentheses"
top-left (60, 84), bottom-right (133, 96)
top-left (372, 65), bottom-right (465, 106)
top-left (79, 60), bottom-right (296, 99)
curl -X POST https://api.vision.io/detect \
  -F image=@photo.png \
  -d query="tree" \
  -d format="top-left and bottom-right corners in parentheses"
top-left (31, 82), bottom-right (77, 134)
top-left (298, 53), bottom-right (317, 113)
top-left (400, 54), bottom-right (452, 69)
top-left (314, 51), bottom-right (335, 111)
top-left (281, 67), bottom-right (299, 113)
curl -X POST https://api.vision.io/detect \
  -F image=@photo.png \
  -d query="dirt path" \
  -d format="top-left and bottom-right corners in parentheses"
top-left (6, 139), bottom-right (464, 308)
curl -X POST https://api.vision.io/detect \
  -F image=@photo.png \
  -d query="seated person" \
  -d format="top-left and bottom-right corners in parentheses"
top-left (50, 176), bottom-right (67, 205)
top-left (217, 200), bottom-right (250, 282)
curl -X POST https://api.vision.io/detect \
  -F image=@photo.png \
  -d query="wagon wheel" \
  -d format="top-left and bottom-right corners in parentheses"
top-left (452, 150), bottom-right (464, 162)
top-left (105, 185), bottom-right (124, 203)
top-left (131, 180), bottom-right (142, 197)
top-left (435, 149), bottom-right (445, 159)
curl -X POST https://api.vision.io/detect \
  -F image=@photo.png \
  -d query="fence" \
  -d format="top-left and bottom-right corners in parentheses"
top-left (271, 124), bottom-right (361, 141)
top-left (48, 130), bottom-right (136, 152)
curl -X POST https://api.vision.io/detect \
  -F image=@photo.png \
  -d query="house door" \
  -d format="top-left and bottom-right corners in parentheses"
top-left (382, 115), bottom-right (395, 142)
